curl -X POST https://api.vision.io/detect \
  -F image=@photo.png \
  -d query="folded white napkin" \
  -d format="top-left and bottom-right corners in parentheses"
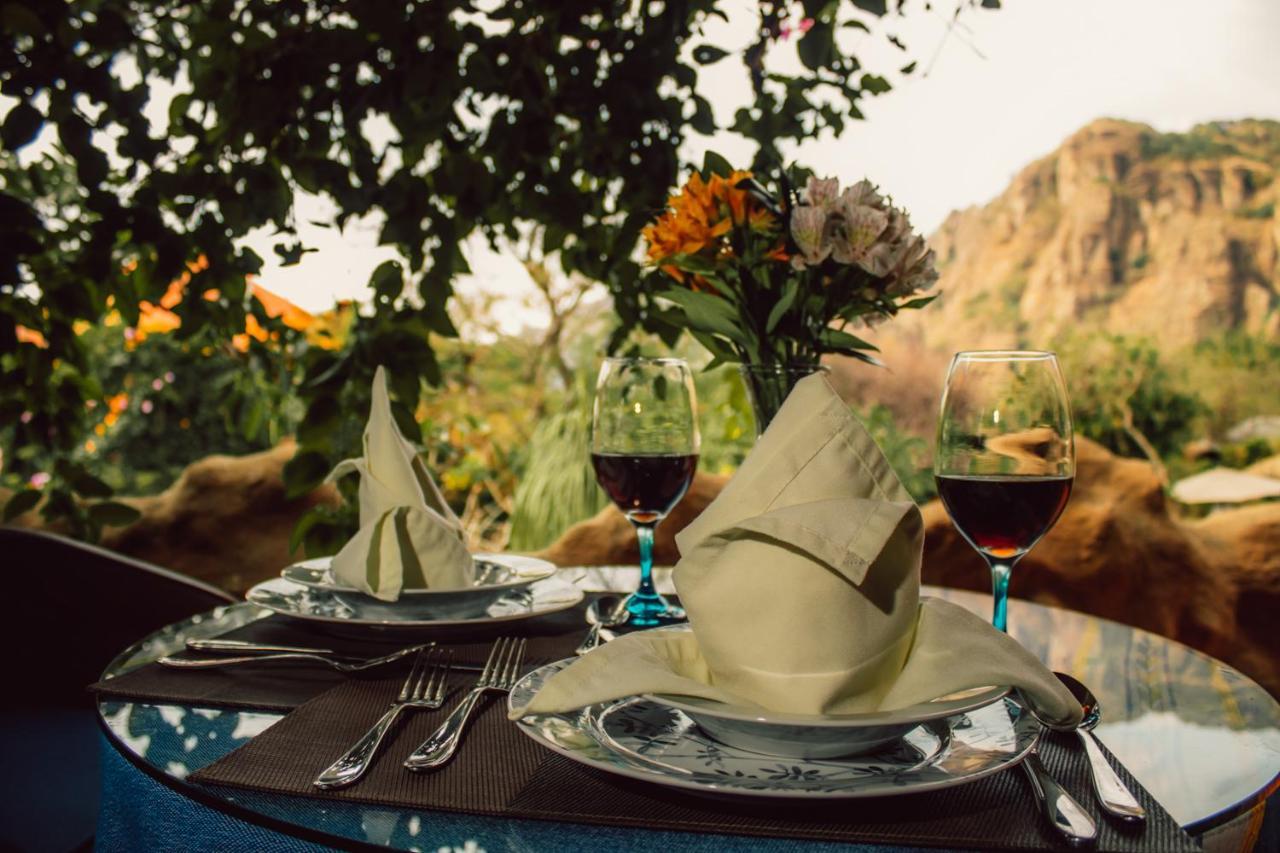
top-left (512, 373), bottom-right (1081, 727)
top-left (325, 366), bottom-right (471, 600)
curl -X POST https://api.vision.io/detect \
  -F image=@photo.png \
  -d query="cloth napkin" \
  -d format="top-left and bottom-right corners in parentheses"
top-left (513, 373), bottom-right (1082, 727)
top-left (325, 366), bottom-right (471, 600)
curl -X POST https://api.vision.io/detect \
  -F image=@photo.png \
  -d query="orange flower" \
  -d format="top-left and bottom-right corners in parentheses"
top-left (251, 283), bottom-right (315, 332)
top-left (765, 244), bottom-right (791, 263)
top-left (15, 325), bottom-right (47, 348)
top-left (643, 169), bottom-right (777, 277)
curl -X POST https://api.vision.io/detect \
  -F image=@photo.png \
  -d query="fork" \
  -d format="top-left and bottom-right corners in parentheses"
top-left (313, 647), bottom-right (451, 789)
top-left (159, 642), bottom-right (427, 674)
top-left (404, 636), bottom-right (526, 771)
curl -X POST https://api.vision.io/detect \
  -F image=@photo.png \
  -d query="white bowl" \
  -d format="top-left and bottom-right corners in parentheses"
top-left (645, 685), bottom-right (1010, 759)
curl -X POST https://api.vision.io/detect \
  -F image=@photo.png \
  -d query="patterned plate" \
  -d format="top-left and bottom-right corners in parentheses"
top-left (246, 576), bottom-right (583, 628)
top-left (511, 659), bottom-right (1040, 799)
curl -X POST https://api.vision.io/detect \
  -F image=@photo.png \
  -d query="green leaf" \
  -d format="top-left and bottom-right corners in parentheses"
top-left (659, 287), bottom-right (746, 346)
top-left (820, 326), bottom-right (880, 352)
top-left (692, 45), bottom-right (729, 65)
top-left (87, 501), bottom-right (141, 528)
top-left (901, 294), bottom-right (938, 310)
top-left (3, 489), bottom-right (41, 522)
top-left (70, 470), bottom-right (113, 498)
top-left (797, 21), bottom-right (836, 71)
top-left (860, 73), bottom-right (892, 95)
top-left (1, 103), bottom-right (44, 151)
top-left (702, 151), bottom-right (734, 179)
top-left (766, 280), bottom-right (799, 334)
top-left (852, 0), bottom-right (888, 14)
top-left (370, 260), bottom-right (404, 302)
top-left (689, 329), bottom-right (737, 365)
top-left (289, 507), bottom-right (326, 556)
top-left (690, 96), bottom-right (714, 135)
top-left (283, 450), bottom-right (331, 499)
top-left (298, 394), bottom-right (341, 444)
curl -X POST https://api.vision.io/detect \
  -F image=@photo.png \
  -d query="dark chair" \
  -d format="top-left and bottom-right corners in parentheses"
top-left (0, 527), bottom-right (236, 853)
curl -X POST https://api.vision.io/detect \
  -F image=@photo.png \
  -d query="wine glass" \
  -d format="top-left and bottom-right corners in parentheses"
top-left (591, 357), bottom-right (700, 627)
top-left (934, 350), bottom-right (1074, 632)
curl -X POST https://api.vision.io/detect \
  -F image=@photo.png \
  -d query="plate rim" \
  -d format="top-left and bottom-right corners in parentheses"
top-left (509, 659), bottom-right (1038, 800)
top-left (246, 576), bottom-right (583, 627)
top-left (280, 552), bottom-right (558, 597)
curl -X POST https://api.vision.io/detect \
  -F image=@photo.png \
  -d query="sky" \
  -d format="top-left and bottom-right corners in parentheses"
top-left (15, 1), bottom-right (1280, 332)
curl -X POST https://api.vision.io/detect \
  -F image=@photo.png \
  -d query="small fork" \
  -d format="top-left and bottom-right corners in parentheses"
top-left (313, 647), bottom-right (451, 789)
top-left (404, 636), bottom-right (526, 771)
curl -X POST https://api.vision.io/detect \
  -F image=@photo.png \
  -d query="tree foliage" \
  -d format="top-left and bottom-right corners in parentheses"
top-left (1, 0), bottom-right (991, 534)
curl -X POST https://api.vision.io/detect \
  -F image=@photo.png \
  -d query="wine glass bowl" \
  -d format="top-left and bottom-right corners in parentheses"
top-left (934, 351), bottom-right (1074, 632)
top-left (591, 357), bottom-right (700, 627)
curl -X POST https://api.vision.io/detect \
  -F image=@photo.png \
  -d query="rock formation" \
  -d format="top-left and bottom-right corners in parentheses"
top-left (534, 472), bottom-right (729, 568)
top-left (898, 118), bottom-right (1280, 352)
top-left (103, 442), bottom-right (339, 594)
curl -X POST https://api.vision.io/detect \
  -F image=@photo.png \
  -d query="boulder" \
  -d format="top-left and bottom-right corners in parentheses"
top-left (101, 441), bottom-right (339, 594)
top-left (1246, 454), bottom-right (1280, 480)
top-left (1192, 502), bottom-right (1280, 699)
top-left (534, 472), bottom-right (729, 567)
top-left (920, 438), bottom-right (1238, 663)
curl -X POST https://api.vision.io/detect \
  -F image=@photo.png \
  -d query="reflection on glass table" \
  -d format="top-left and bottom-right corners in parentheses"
top-left (96, 568), bottom-right (1280, 852)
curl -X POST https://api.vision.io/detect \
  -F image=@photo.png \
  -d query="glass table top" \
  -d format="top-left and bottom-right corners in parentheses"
top-left (97, 567), bottom-right (1280, 850)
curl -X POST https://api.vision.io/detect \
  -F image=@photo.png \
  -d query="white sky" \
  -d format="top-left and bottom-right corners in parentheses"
top-left (12, 1), bottom-right (1280, 332)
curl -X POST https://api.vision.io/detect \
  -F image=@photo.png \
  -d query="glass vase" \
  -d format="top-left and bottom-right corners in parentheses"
top-left (739, 363), bottom-right (827, 437)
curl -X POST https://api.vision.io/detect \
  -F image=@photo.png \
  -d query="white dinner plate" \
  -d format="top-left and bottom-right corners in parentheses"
top-left (246, 576), bottom-right (583, 628)
top-left (510, 659), bottom-right (1039, 800)
top-left (281, 553), bottom-right (557, 619)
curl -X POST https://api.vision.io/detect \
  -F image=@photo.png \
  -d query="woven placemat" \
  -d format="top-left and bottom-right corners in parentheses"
top-left (191, 672), bottom-right (1198, 852)
top-left (89, 601), bottom-right (594, 711)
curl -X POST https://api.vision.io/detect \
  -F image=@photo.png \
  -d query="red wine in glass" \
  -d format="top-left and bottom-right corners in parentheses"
top-left (935, 474), bottom-right (1073, 560)
top-left (591, 453), bottom-right (698, 524)
top-left (934, 350), bottom-right (1075, 632)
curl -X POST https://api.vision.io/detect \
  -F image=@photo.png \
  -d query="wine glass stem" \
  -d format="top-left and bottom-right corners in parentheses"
top-left (634, 520), bottom-right (658, 600)
top-left (989, 560), bottom-right (1013, 633)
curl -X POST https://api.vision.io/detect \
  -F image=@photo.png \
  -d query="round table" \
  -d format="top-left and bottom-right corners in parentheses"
top-left (96, 569), bottom-right (1280, 852)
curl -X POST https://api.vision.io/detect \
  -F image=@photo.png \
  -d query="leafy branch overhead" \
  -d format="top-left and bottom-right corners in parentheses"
top-left (0, 0), bottom-right (995, 534)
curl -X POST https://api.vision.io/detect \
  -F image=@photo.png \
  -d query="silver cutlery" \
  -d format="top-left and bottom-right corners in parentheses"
top-left (159, 641), bottom-right (428, 673)
top-left (575, 595), bottom-right (629, 655)
top-left (313, 647), bottom-right (451, 789)
top-left (404, 636), bottom-right (526, 771)
top-left (1054, 671), bottom-right (1147, 823)
top-left (1021, 733), bottom-right (1099, 846)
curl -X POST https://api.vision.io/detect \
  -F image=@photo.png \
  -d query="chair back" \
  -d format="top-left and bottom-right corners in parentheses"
top-left (0, 527), bottom-right (236, 709)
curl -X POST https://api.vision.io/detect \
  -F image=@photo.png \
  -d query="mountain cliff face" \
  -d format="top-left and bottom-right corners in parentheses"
top-left (904, 119), bottom-right (1280, 350)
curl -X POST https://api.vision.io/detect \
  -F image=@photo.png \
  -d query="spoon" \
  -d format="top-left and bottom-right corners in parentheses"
top-left (1054, 672), bottom-right (1147, 823)
top-left (575, 595), bottom-right (630, 655)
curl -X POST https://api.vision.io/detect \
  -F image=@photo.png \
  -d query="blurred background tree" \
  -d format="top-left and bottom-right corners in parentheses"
top-left (1, 0), bottom-right (977, 543)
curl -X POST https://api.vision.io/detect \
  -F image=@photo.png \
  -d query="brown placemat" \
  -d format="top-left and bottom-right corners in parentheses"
top-left (89, 600), bottom-right (595, 712)
top-left (191, 673), bottom-right (1197, 852)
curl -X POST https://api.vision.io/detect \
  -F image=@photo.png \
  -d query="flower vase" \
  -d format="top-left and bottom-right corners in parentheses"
top-left (739, 364), bottom-right (827, 437)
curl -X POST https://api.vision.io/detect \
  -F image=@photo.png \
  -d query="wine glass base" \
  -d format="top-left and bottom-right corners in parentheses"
top-left (622, 592), bottom-right (686, 628)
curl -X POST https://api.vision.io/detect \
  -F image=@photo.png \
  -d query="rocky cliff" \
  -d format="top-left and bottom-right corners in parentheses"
top-left (902, 118), bottom-right (1280, 350)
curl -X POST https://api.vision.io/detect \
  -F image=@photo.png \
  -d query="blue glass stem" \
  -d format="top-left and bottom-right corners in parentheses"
top-left (623, 519), bottom-right (684, 627)
top-left (988, 560), bottom-right (1013, 633)
top-left (634, 520), bottom-right (658, 600)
